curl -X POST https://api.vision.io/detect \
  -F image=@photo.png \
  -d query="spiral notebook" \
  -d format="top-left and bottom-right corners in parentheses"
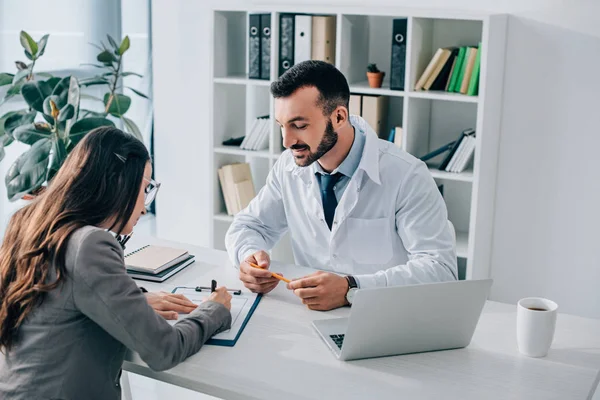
top-left (125, 245), bottom-right (190, 274)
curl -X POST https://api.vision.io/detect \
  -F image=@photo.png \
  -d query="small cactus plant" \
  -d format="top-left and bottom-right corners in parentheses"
top-left (367, 63), bottom-right (380, 73)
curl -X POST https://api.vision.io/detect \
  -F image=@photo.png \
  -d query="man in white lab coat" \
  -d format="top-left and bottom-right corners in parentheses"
top-left (226, 60), bottom-right (457, 311)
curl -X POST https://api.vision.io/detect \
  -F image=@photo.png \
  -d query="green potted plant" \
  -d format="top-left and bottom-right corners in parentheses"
top-left (0, 31), bottom-right (147, 201)
top-left (366, 63), bottom-right (385, 88)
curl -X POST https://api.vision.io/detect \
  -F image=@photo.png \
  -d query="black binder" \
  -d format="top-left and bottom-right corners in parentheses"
top-left (260, 14), bottom-right (271, 80)
top-left (248, 14), bottom-right (261, 79)
top-left (390, 18), bottom-right (407, 91)
top-left (279, 13), bottom-right (295, 76)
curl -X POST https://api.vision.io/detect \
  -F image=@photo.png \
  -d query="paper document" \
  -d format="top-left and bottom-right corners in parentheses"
top-left (169, 287), bottom-right (259, 342)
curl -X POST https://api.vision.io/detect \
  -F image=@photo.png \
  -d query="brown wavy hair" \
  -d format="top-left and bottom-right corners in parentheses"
top-left (0, 126), bottom-right (150, 351)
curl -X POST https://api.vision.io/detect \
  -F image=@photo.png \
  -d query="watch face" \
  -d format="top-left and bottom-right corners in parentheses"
top-left (346, 288), bottom-right (357, 304)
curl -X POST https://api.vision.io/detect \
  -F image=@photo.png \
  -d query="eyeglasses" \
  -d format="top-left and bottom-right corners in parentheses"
top-left (144, 177), bottom-right (161, 207)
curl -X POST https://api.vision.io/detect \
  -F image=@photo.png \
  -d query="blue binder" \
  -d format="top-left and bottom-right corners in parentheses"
top-left (172, 286), bottom-right (262, 347)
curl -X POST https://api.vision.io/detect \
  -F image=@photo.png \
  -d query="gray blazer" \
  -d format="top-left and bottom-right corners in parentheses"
top-left (0, 226), bottom-right (232, 400)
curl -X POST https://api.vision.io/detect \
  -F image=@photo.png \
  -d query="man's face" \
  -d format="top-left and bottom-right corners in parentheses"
top-left (275, 86), bottom-right (338, 167)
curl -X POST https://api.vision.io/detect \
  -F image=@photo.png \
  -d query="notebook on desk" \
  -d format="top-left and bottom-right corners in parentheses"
top-left (127, 255), bottom-right (195, 282)
top-left (125, 245), bottom-right (189, 274)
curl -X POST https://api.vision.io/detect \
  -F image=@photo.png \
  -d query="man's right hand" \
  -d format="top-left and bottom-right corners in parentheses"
top-left (239, 250), bottom-right (281, 294)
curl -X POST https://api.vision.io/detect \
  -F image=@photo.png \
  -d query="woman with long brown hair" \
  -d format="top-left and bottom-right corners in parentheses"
top-left (0, 127), bottom-right (232, 399)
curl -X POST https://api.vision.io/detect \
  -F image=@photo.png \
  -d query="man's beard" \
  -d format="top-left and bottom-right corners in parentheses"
top-left (290, 120), bottom-right (338, 167)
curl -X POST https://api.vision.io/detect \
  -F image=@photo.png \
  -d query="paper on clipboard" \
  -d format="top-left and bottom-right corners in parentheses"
top-left (169, 287), bottom-right (259, 342)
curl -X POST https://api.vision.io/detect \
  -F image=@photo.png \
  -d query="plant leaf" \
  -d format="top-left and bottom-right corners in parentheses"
top-left (126, 86), bottom-right (149, 99)
top-left (118, 36), bottom-right (130, 55)
top-left (80, 78), bottom-right (110, 87)
top-left (12, 69), bottom-right (30, 85)
top-left (97, 50), bottom-right (117, 64)
top-left (0, 145), bottom-right (4, 162)
top-left (106, 35), bottom-right (119, 50)
top-left (45, 77), bottom-right (61, 91)
top-left (79, 94), bottom-right (104, 103)
top-left (43, 95), bottom-right (61, 117)
top-left (20, 31), bottom-right (38, 57)
top-left (21, 80), bottom-right (52, 112)
top-left (13, 123), bottom-right (52, 145)
top-left (5, 138), bottom-right (52, 201)
top-left (15, 61), bottom-right (28, 71)
top-left (4, 111), bottom-right (37, 138)
top-left (50, 76), bottom-right (72, 108)
top-left (65, 77), bottom-right (80, 134)
top-left (47, 138), bottom-right (67, 181)
top-left (58, 104), bottom-right (74, 122)
top-left (24, 50), bottom-right (34, 61)
top-left (37, 34), bottom-right (49, 57)
top-left (103, 93), bottom-right (131, 116)
top-left (35, 72), bottom-right (53, 79)
top-left (0, 73), bottom-right (13, 86)
top-left (122, 117), bottom-right (143, 141)
top-left (68, 117), bottom-right (115, 147)
top-left (121, 72), bottom-right (143, 78)
top-left (80, 63), bottom-right (108, 69)
top-left (0, 110), bottom-right (26, 146)
top-left (0, 82), bottom-right (25, 106)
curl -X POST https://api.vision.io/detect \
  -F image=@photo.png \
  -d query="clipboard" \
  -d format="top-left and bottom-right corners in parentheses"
top-left (171, 286), bottom-right (261, 347)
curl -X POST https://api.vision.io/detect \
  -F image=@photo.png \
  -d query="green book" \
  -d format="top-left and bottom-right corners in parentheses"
top-left (467, 44), bottom-right (482, 96)
top-left (447, 47), bottom-right (466, 92)
top-left (453, 46), bottom-right (473, 93)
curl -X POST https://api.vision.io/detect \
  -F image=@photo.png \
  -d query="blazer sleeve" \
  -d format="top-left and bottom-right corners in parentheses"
top-left (71, 230), bottom-right (232, 371)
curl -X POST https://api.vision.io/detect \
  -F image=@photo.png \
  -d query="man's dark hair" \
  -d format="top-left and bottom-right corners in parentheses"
top-left (270, 60), bottom-right (350, 116)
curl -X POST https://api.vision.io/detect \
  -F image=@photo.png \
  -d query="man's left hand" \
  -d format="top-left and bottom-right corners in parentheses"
top-left (287, 271), bottom-right (349, 311)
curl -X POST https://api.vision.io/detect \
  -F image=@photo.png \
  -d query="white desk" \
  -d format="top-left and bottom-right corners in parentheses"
top-left (123, 237), bottom-right (600, 400)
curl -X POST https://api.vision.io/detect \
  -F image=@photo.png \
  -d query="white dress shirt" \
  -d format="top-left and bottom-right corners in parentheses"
top-left (225, 116), bottom-right (457, 288)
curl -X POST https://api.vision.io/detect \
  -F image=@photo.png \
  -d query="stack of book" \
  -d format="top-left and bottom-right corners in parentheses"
top-left (414, 44), bottom-right (481, 96)
top-left (218, 163), bottom-right (256, 215)
top-left (240, 116), bottom-right (270, 151)
top-left (126, 245), bottom-right (195, 282)
top-left (420, 128), bottom-right (476, 173)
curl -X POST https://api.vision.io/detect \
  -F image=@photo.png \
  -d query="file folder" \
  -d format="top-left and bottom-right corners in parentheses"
top-left (390, 18), bottom-right (407, 90)
top-left (260, 14), bottom-right (271, 80)
top-left (248, 14), bottom-right (261, 79)
top-left (311, 16), bottom-right (336, 65)
top-left (294, 15), bottom-right (312, 64)
top-left (279, 13), bottom-right (295, 76)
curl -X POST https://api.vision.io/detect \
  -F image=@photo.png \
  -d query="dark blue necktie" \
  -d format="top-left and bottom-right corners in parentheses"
top-left (319, 173), bottom-right (343, 230)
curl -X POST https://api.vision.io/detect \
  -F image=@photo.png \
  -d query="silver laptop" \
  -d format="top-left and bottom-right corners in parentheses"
top-left (312, 279), bottom-right (492, 361)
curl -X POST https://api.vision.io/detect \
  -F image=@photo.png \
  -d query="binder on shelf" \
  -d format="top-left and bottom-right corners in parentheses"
top-left (294, 15), bottom-right (312, 64)
top-left (218, 163), bottom-right (256, 215)
top-left (390, 18), bottom-right (407, 91)
top-left (311, 16), bottom-right (336, 65)
top-left (349, 94), bottom-right (362, 116)
top-left (260, 14), bottom-right (272, 80)
top-left (248, 14), bottom-right (261, 79)
top-left (279, 13), bottom-right (295, 76)
top-left (361, 95), bottom-right (389, 139)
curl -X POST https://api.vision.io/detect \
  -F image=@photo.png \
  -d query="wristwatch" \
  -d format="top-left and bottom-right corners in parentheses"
top-left (345, 275), bottom-right (359, 305)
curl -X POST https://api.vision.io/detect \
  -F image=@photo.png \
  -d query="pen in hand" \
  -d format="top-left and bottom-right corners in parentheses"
top-left (248, 262), bottom-right (291, 283)
top-left (211, 279), bottom-right (217, 293)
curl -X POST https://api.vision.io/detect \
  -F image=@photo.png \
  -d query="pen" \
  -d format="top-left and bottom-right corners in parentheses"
top-left (211, 279), bottom-right (217, 293)
top-left (248, 262), bottom-right (291, 283)
top-left (195, 286), bottom-right (242, 295)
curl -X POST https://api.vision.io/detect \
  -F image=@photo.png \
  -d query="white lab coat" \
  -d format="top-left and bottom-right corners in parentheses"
top-left (225, 116), bottom-right (457, 288)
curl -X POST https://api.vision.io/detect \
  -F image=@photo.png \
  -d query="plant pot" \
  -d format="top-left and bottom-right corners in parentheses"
top-left (367, 71), bottom-right (385, 88)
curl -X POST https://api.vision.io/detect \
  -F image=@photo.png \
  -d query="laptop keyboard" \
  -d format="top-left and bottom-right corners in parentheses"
top-left (330, 334), bottom-right (345, 349)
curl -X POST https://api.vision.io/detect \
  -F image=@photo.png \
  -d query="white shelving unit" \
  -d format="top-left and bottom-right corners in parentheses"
top-left (210, 7), bottom-right (507, 279)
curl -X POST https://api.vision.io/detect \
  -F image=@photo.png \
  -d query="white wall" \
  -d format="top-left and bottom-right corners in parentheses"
top-left (151, 0), bottom-right (600, 317)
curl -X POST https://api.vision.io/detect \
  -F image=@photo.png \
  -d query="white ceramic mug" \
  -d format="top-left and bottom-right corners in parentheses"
top-left (517, 297), bottom-right (558, 357)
